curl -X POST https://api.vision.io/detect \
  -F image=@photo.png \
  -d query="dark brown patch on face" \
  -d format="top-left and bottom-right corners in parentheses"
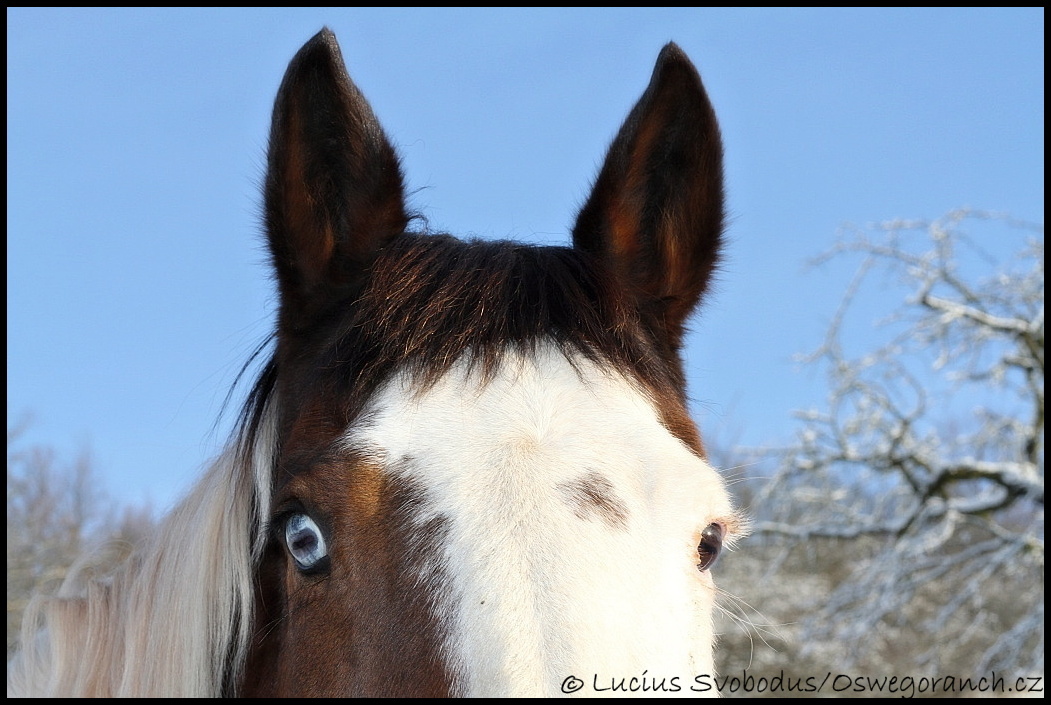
top-left (240, 452), bottom-right (455, 696)
top-left (558, 471), bottom-right (630, 530)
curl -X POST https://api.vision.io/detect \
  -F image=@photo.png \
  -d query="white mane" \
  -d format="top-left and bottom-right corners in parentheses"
top-left (7, 410), bottom-right (276, 697)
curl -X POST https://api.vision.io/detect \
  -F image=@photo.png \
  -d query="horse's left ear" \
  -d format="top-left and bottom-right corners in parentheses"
top-left (265, 28), bottom-right (409, 333)
top-left (573, 43), bottom-right (724, 352)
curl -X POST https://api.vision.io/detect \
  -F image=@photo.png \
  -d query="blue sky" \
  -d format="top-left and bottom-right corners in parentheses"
top-left (7, 8), bottom-right (1044, 513)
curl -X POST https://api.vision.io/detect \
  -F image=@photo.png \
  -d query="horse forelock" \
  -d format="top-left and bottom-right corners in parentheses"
top-left (262, 233), bottom-right (704, 462)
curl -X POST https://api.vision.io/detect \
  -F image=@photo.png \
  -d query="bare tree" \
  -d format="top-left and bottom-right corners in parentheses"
top-left (726, 210), bottom-right (1043, 681)
top-left (6, 420), bottom-right (154, 657)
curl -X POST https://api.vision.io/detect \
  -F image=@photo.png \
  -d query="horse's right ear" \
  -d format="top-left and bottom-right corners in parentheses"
top-left (265, 28), bottom-right (408, 332)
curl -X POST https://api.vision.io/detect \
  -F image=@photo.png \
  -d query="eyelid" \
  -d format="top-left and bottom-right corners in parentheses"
top-left (714, 512), bottom-right (750, 546)
top-left (268, 497), bottom-right (314, 541)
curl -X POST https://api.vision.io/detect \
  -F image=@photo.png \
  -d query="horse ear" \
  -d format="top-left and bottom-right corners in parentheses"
top-left (573, 43), bottom-right (724, 351)
top-left (265, 28), bottom-right (408, 329)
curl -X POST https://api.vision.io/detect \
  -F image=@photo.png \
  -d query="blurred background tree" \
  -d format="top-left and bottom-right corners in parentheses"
top-left (716, 210), bottom-right (1043, 692)
top-left (6, 419), bottom-right (155, 657)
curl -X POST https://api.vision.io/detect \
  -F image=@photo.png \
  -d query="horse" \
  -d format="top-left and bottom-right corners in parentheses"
top-left (8, 27), bottom-right (741, 697)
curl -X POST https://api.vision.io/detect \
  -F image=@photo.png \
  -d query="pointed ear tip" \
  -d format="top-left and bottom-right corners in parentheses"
top-left (298, 27), bottom-right (342, 61)
top-left (652, 42), bottom-right (708, 97)
top-left (657, 42), bottom-right (693, 66)
top-left (279, 28), bottom-right (352, 96)
top-left (313, 26), bottom-right (337, 44)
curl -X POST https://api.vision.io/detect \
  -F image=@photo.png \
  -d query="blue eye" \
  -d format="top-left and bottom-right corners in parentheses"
top-left (284, 513), bottom-right (328, 571)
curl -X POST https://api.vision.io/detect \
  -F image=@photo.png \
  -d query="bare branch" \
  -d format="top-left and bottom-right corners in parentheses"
top-left (728, 210), bottom-right (1044, 678)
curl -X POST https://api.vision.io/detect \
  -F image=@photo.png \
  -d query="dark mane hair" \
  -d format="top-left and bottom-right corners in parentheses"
top-left (238, 231), bottom-right (703, 467)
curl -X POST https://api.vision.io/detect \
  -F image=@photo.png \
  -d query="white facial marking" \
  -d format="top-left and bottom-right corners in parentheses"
top-left (349, 345), bottom-right (733, 696)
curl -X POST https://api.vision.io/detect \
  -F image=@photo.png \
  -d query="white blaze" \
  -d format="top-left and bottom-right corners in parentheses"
top-left (349, 344), bottom-right (733, 697)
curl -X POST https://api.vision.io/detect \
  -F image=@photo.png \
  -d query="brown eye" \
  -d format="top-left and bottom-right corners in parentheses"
top-left (697, 523), bottom-right (724, 572)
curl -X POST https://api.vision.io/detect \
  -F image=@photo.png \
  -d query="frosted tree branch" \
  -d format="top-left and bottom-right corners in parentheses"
top-left (743, 210), bottom-right (1044, 676)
